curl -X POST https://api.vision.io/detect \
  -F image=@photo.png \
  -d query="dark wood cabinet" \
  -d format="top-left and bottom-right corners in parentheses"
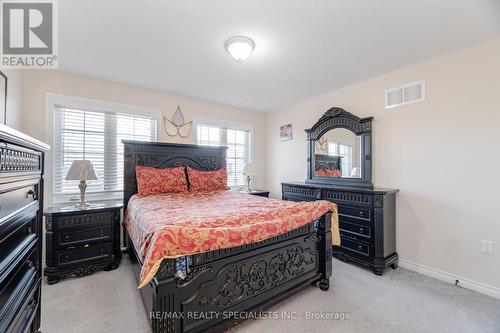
top-left (43, 203), bottom-right (122, 284)
top-left (0, 124), bottom-right (49, 333)
top-left (282, 182), bottom-right (398, 275)
top-left (239, 189), bottom-right (270, 198)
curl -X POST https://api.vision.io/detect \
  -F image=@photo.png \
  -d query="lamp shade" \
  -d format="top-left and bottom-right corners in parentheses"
top-left (242, 163), bottom-right (256, 177)
top-left (65, 160), bottom-right (98, 181)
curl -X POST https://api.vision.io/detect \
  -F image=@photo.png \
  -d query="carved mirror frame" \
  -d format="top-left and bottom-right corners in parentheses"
top-left (305, 107), bottom-right (374, 189)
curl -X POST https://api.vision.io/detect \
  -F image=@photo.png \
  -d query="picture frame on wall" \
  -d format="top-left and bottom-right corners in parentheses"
top-left (280, 123), bottom-right (293, 141)
top-left (0, 71), bottom-right (6, 125)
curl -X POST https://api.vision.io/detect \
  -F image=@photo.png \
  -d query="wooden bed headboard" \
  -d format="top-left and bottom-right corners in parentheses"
top-left (315, 154), bottom-right (342, 171)
top-left (122, 140), bottom-right (227, 210)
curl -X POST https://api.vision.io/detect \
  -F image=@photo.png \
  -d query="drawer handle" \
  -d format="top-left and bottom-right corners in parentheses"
top-left (27, 226), bottom-right (33, 234)
top-left (27, 189), bottom-right (38, 200)
top-left (27, 260), bottom-right (33, 268)
top-left (65, 235), bottom-right (70, 240)
top-left (359, 211), bottom-right (364, 217)
top-left (357, 245), bottom-right (363, 251)
top-left (359, 227), bottom-right (364, 234)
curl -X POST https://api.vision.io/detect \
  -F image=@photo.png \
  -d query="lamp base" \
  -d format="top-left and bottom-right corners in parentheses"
top-left (78, 180), bottom-right (88, 208)
top-left (245, 175), bottom-right (252, 193)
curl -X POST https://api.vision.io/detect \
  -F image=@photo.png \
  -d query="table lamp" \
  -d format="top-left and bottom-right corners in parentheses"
top-left (65, 160), bottom-right (98, 208)
top-left (242, 163), bottom-right (256, 192)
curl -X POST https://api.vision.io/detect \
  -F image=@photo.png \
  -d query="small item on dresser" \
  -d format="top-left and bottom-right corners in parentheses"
top-left (65, 159), bottom-right (98, 208)
top-left (43, 203), bottom-right (123, 285)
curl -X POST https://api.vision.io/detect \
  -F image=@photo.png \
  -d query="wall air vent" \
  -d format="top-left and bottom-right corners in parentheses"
top-left (385, 80), bottom-right (425, 109)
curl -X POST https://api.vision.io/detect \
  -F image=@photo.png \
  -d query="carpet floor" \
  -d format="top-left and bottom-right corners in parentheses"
top-left (41, 257), bottom-right (500, 333)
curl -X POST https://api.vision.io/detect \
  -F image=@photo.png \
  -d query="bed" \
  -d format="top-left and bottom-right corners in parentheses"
top-left (123, 141), bottom-right (337, 333)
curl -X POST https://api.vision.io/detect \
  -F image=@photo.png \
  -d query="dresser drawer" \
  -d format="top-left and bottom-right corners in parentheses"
top-left (282, 185), bottom-right (321, 201)
top-left (338, 237), bottom-right (372, 258)
top-left (339, 221), bottom-right (372, 240)
top-left (7, 282), bottom-right (40, 333)
top-left (0, 249), bottom-right (38, 332)
top-left (338, 206), bottom-right (371, 222)
top-left (58, 243), bottom-right (112, 266)
top-left (58, 225), bottom-right (112, 247)
top-left (0, 184), bottom-right (38, 221)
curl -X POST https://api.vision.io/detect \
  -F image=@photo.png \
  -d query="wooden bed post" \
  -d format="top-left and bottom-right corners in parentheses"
top-left (152, 259), bottom-right (181, 333)
top-left (318, 212), bottom-right (332, 291)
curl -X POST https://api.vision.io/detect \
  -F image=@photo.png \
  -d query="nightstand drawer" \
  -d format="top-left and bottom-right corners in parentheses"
top-left (339, 221), bottom-right (372, 240)
top-left (58, 225), bottom-right (112, 247)
top-left (58, 243), bottom-right (112, 266)
top-left (56, 211), bottom-right (115, 229)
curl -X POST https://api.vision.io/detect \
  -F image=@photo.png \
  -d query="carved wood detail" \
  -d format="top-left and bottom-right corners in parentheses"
top-left (198, 246), bottom-right (316, 310)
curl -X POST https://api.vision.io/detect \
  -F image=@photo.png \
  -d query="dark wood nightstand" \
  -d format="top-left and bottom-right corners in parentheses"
top-left (240, 189), bottom-right (270, 198)
top-left (43, 202), bottom-right (122, 284)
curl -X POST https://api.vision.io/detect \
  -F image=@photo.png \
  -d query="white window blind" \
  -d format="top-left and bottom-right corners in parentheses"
top-left (53, 105), bottom-right (157, 203)
top-left (196, 123), bottom-right (251, 187)
top-left (328, 142), bottom-right (352, 176)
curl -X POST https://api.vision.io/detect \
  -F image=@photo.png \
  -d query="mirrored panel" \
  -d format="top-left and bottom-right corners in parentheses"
top-left (314, 128), bottom-right (361, 178)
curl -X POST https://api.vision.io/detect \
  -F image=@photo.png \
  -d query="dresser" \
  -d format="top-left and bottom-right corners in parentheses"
top-left (282, 107), bottom-right (399, 275)
top-left (43, 203), bottom-right (122, 284)
top-left (282, 182), bottom-right (398, 275)
top-left (0, 124), bottom-right (49, 333)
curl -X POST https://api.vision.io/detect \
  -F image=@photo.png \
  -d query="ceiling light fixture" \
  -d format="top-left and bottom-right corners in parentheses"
top-left (225, 36), bottom-right (255, 62)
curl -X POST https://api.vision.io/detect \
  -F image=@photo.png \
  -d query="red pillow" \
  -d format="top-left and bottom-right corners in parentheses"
top-left (187, 167), bottom-right (228, 192)
top-left (135, 166), bottom-right (188, 196)
top-left (315, 168), bottom-right (342, 177)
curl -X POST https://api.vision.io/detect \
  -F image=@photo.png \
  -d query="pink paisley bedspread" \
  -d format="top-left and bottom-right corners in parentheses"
top-left (124, 190), bottom-right (339, 288)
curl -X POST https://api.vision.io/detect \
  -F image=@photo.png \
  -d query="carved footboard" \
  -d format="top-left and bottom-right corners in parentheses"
top-left (127, 212), bottom-right (332, 333)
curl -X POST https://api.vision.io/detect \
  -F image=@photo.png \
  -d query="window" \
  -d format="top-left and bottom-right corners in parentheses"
top-left (196, 123), bottom-right (252, 187)
top-left (53, 105), bottom-right (157, 203)
top-left (328, 142), bottom-right (352, 176)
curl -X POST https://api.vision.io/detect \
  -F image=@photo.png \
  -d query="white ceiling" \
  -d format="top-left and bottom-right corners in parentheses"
top-left (59, 0), bottom-right (500, 111)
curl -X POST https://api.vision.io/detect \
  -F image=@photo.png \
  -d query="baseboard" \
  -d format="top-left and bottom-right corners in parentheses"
top-left (398, 259), bottom-right (500, 300)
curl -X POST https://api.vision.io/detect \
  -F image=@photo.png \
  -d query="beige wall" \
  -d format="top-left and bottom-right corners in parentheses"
top-left (3, 69), bottom-right (23, 130)
top-left (265, 37), bottom-right (500, 289)
top-left (21, 70), bottom-right (266, 204)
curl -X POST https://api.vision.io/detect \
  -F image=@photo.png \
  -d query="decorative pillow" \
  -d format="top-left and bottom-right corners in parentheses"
top-left (187, 167), bottom-right (228, 192)
top-left (135, 166), bottom-right (188, 196)
top-left (315, 168), bottom-right (342, 177)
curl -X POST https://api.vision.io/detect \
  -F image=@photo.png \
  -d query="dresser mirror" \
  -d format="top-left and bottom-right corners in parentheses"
top-left (315, 128), bottom-right (362, 178)
top-left (306, 107), bottom-right (374, 188)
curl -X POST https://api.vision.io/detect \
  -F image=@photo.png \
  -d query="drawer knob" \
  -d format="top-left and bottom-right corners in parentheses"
top-left (27, 189), bottom-right (38, 200)
top-left (65, 235), bottom-right (70, 240)
top-left (359, 227), bottom-right (364, 233)
top-left (358, 245), bottom-right (362, 250)
top-left (27, 260), bottom-right (33, 268)
top-left (359, 211), bottom-right (364, 217)
top-left (27, 226), bottom-right (32, 234)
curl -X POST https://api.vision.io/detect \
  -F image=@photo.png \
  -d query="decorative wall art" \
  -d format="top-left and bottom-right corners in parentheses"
top-left (280, 123), bottom-right (293, 141)
top-left (163, 106), bottom-right (192, 138)
top-left (316, 136), bottom-right (328, 151)
top-left (0, 71), bottom-right (6, 125)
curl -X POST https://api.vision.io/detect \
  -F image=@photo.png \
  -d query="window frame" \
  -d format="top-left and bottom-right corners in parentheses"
top-left (45, 93), bottom-right (160, 206)
top-left (193, 117), bottom-right (253, 189)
